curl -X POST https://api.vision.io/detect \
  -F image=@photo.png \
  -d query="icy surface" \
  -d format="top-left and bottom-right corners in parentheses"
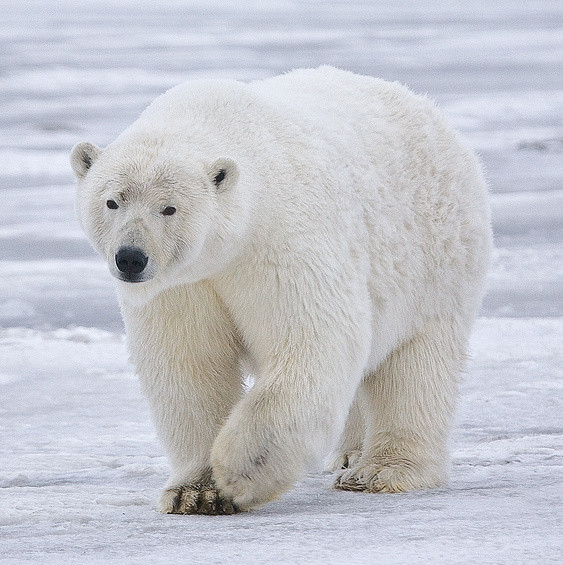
top-left (0, 1), bottom-right (561, 563)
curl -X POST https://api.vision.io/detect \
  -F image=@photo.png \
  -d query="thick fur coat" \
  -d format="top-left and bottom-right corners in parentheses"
top-left (71, 66), bottom-right (492, 514)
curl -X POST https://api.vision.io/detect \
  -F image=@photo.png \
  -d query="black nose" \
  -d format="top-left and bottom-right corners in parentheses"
top-left (115, 247), bottom-right (148, 278)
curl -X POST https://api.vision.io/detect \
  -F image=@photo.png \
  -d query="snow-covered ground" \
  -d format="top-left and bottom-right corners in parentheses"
top-left (0, 1), bottom-right (561, 563)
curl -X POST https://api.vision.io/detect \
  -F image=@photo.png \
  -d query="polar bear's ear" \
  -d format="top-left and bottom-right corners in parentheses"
top-left (70, 142), bottom-right (102, 179)
top-left (207, 157), bottom-right (239, 193)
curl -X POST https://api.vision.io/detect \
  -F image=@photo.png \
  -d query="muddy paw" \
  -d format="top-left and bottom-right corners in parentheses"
top-left (158, 482), bottom-right (239, 515)
top-left (333, 457), bottom-right (444, 493)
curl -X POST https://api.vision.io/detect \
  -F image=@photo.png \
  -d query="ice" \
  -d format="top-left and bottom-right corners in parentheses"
top-left (0, 320), bottom-right (560, 564)
top-left (0, 0), bottom-right (561, 563)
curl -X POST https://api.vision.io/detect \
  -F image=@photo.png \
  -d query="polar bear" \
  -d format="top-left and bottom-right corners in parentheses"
top-left (71, 66), bottom-right (491, 514)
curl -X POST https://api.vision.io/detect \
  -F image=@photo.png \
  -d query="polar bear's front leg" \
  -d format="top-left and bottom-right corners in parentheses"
top-left (210, 304), bottom-right (370, 510)
top-left (210, 352), bottom-right (367, 510)
top-left (121, 283), bottom-right (243, 514)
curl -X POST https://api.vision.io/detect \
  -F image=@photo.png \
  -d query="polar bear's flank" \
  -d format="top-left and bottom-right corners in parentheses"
top-left (71, 67), bottom-right (492, 514)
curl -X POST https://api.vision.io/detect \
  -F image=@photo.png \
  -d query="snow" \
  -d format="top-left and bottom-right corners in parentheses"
top-left (0, 1), bottom-right (561, 563)
top-left (1, 321), bottom-right (561, 564)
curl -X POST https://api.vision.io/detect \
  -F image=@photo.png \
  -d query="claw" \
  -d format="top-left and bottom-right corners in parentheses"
top-left (159, 482), bottom-right (239, 515)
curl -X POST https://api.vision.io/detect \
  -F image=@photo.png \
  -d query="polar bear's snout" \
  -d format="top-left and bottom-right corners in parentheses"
top-left (115, 246), bottom-right (149, 283)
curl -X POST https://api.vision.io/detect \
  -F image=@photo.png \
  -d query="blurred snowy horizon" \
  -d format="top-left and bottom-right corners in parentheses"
top-left (0, 2), bottom-right (561, 564)
top-left (1, 0), bottom-right (561, 330)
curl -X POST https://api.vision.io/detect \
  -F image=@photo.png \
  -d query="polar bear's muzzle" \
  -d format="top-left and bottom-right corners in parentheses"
top-left (115, 246), bottom-right (150, 283)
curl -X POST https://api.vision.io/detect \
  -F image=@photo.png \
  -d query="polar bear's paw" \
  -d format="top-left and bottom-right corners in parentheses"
top-left (333, 456), bottom-right (443, 493)
top-left (158, 482), bottom-right (239, 515)
top-left (211, 457), bottom-right (284, 512)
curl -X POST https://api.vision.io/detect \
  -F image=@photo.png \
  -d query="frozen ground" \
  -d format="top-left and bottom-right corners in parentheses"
top-left (0, 1), bottom-right (561, 563)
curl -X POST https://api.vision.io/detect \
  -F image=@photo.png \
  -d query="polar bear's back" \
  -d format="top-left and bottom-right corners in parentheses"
top-left (249, 66), bottom-right (442, 144)
top-left (257, 67), bottom-right (491, 338)
top-left (251, 66), bottom-right (413, 118)
top-left (251, 67), bottom-right (484, 210)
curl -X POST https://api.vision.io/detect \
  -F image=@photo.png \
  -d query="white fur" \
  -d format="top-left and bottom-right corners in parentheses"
top-left (71, 66), bottom-right (492, 513)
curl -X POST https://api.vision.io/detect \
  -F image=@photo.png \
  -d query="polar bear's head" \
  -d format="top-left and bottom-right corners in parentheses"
top-left (71, 140), bottom-right (245, 300)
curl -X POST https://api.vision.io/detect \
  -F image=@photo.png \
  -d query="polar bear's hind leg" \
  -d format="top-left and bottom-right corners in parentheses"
top-left (335, 317), bottom-right (465, 493)
top-left (326, 395), bottom-right (365, 472)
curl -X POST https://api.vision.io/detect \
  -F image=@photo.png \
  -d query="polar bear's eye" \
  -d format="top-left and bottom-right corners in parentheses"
top-left (106, 199), bottom-right (118, 210)
top-left (162, 206), bottom-right (176, 216)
